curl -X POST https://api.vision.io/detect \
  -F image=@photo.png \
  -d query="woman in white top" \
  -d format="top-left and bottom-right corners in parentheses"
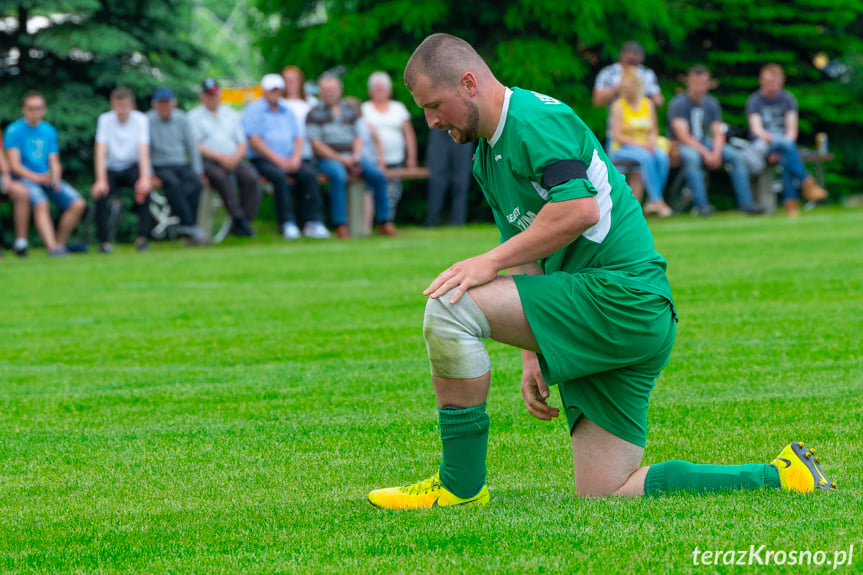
top-left (281, 66), bottom-right (319, 162)
top-left (361, 71), bottom-right (417, 217)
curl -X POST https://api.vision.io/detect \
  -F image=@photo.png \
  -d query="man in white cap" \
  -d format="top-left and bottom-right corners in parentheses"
top-left (242, 73), bottom-right (329, 240)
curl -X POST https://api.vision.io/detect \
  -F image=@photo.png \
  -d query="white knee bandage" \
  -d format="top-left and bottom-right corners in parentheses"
top-left (423, 289), bottom-right (492, 379)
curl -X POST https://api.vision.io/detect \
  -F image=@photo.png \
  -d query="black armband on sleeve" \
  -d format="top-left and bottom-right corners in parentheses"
top-left (542, 159), bottom-right (588, 189)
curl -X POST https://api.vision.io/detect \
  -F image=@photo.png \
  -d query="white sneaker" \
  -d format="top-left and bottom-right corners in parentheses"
top-left (282, 221), bottom-right (301, 240)
top-left (303, 221), bottom-right (331, 239)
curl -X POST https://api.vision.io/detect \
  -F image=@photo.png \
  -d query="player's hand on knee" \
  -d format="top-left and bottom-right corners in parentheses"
top-left (424, 254), bottom-right (498, 304)
top-left (521, 353), bottom-right (559, 421)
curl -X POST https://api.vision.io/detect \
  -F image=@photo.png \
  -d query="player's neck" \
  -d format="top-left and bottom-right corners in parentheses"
top-left (480, 81), bottom-right (508, 140)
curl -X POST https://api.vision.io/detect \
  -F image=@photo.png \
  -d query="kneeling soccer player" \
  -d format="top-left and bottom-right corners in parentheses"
top-left (368, 33), bottom-right (836, 509)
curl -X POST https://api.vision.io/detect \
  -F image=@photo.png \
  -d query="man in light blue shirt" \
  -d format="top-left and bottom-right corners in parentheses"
top-left (243, 74), bottom-right (328, 240)
top-left (4, 91), bottom-right (86, 256)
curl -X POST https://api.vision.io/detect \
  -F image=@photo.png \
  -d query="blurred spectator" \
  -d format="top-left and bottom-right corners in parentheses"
top-left (593, 41), bottom-right (664, 199)
top-left (308, 75), bottom-right (395, 238)
top-left (746, 63), bottom-right (828, 216)
top-left (361, 71), bottom-right (417, 218)
top-left (4, 91), bottom-right (86, 256)
top-left (189, 78), bottom-right (259, 236)
top-left (346, 97), bottom-right (384, 166)
top-left (425, 128), bottom-right (473, 227)
top-left (244, 73), bottom-right (329, 240)
top-left (148, 88), bottom-right (207, 244)
top-left (0, 132), bottom-right (31, 257)
top-left (92, 87), bottom-right (153, 253)
top-left (593, 42), bottom-right (664, 109)
top-left (281, 66), bottom-right (318, 164)
top-left (668, 66), bottom-right (765, 216)
top-left (609, 69), bottom-right (672, 217)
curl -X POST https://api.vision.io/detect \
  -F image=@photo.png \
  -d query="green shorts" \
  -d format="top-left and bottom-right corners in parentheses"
top-left (513, 271), bottom-right (676, 447)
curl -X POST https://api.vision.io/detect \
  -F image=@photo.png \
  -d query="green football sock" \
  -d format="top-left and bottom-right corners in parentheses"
top-left (438, 404), bottom-right (490, 499)
top-left (644, 460), bottom-right (781, 496)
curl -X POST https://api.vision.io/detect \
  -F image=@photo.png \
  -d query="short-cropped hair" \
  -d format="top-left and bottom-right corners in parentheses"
top-left (404, 33), bottom-right (490, 92)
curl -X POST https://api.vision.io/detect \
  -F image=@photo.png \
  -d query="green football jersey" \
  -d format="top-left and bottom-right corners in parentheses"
top-left (473, 87), bottom-right (673, 302)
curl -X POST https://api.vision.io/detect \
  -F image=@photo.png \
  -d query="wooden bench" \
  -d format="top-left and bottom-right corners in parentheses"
top-left (254, 165), bottom-right (430, 239)
top-left (751, 149), bottom-right (835, 213)
top-left (346, 166), bottom-right (429, 237)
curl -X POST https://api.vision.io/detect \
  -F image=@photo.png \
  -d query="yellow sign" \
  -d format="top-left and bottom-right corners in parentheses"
top-left (220, 86), bottom-right (262, 105)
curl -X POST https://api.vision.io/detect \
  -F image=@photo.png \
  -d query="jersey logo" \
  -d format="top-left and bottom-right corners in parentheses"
top-left (495, 154), bottom-right (502, 162)
top-left (531, 91), bottom-right (561, 105)
top-left (506, 206), bottom-right (538, 231)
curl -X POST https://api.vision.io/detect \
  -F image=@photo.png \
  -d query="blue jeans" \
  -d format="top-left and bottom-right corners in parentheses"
top-left (317, 157), bottom-right (390, 226)
top-left (20, 179), bottom-right (81, 210)
top-left (766, 136), bottom-right (810, 201)
top-left (679, 140), bottom-right (754, 208)
top-left (610, 146), bottom-right (669, 202)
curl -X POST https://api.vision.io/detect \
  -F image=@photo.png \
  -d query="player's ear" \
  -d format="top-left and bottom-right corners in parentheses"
top-left (460, 72), bottom-right (478, 97)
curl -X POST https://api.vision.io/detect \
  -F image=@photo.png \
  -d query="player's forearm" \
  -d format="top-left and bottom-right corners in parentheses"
top-left (487, 199), bottom-right (599, 272)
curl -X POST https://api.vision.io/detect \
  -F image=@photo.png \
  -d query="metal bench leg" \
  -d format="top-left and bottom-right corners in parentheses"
top-left (196, 185), bottom-right (214, 243)
top-left (348, 180), bottom-right (369, 238)
top-left (751, 169), bottom-right (777, 214)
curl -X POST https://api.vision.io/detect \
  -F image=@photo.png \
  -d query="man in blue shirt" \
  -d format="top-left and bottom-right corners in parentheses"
top-left (243, 74), bottom-right (328, 240)
top-left (4, 91), bottom-right (86, 255)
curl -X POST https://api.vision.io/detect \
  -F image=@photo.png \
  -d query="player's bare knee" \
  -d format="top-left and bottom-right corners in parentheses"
top-left (423, 289), bottom-right (492, 379)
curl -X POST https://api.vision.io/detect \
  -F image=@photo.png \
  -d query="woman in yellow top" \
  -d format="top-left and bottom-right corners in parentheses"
top-left (610, 69), bottom-right (672, 217)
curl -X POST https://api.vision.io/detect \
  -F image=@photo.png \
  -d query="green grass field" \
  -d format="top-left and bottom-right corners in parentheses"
top-left (2, 208), bottom-right (862, 574)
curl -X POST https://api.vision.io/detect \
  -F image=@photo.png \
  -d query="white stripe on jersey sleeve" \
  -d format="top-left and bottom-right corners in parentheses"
top-left (530, 180), bottom-right (549, 200)
top-left (582, 149), bottom-right (613, 244)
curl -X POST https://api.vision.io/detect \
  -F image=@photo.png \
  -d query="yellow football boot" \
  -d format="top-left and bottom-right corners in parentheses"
top-left (771, 441), bottom-right (836, 493)
top-left (368, 473), bottom-right (489, 510)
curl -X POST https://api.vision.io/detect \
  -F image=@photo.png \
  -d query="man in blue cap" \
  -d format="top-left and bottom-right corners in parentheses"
top-left (148, 87), bottom-right (207, 244)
